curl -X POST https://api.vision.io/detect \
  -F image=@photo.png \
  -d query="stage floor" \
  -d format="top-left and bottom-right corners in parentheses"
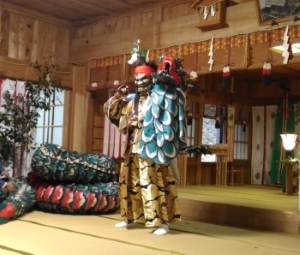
top-left (177, 185), bottom-right (299, 213)
top-left (176, 185), bottom-right (300, 234)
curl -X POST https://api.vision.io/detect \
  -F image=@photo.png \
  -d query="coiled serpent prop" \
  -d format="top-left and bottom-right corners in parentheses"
top-left (0, 176), bottom-right (36, 224)
top-left (0, 143), bottom-right (119, 223)
top-left (31, 143), bottom-right (116, 184)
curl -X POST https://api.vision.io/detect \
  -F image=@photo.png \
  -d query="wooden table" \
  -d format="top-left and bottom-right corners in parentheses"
top-left (209, 144), bottom-right (229, 186)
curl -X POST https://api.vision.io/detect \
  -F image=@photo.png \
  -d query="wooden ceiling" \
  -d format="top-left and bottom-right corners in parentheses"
top-left (1, 0), bottom-right (159, 26)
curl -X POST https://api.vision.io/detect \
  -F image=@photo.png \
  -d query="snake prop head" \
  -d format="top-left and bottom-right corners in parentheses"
top-left (157, 56), bottom-right (182, 85)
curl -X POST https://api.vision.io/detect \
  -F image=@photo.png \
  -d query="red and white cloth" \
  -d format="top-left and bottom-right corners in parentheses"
top-left (262, 62), bottom-right (272, 86)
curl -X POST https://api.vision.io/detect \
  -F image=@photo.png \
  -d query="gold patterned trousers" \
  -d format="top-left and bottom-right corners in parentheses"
top-left (118, 154), bottom-right (181, 227)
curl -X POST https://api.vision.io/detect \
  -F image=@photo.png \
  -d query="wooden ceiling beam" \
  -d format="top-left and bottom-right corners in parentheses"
top-left (40, 0), bottom-right (92, 19)
top-left (72, 1), bottom-right (157, 27)
top-left (0, 0), bottom-right (72, 27)
top-left (73, 0), bottom-right (115, 14)
top-left (105, 0), bottom-right (156, 9)
top-left (106, 0), bottom-right (133, 8)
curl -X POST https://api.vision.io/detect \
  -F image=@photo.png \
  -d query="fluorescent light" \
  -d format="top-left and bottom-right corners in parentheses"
top-left (270, 43), bottom-right (300, 55)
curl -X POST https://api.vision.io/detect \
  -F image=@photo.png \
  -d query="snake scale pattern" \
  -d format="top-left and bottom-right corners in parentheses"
top-left (0, 143), bottom-right (119, 223)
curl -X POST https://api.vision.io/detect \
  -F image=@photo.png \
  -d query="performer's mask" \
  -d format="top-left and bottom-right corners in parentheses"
top-left (134, 66), bottom-right (155, 94)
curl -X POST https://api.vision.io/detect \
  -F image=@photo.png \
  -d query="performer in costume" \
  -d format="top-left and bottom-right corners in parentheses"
top-left (103, 54), bottom-right (187, 235)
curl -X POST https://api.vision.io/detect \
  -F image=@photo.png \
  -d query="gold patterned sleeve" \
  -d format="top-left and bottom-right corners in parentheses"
top-left (103, 96), bottom-right (128, 128)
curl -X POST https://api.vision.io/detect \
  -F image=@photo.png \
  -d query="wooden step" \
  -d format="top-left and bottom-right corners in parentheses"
top-left (177, 185), bottom-right (300, 234)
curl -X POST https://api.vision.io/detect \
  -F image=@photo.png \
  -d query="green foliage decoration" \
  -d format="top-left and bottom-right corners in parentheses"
top-left (0, 55), bottom-right (63, 167)
top-left (182, 145), bottom-right (212, 156)
top-left (278, 157), bottom-right (300, 165)
top-left (130, 39), bottom-right (147, 57)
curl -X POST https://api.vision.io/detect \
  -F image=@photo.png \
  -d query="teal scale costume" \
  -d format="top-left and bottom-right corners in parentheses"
top-left (103, 58), bottom-right (186, 229)
top-left (139, 79), bottom-right (187, 165)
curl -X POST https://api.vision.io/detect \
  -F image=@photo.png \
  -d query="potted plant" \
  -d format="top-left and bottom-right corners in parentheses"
top-left (0, 56), bottom-right (62, 176)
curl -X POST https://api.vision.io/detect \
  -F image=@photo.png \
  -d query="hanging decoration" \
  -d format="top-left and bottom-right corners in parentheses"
top-left (90, 82), bottom-right (98, 99)
top-left (86, 82), bottom-right (98, 99)
top-left (187, 43), bottom-right (200, 92)
top-left (196, 2), bottom-right (219, 20)
top-left (242, 120), bottom-right (247, 132)
top-left (222, 65), bottom-right (231, 87)
top-left (222, 38), bottom-right (233, 88)
top-left (208, 37), bottom-right (214, 71)
top-left (240, 105), bottom-right (248, 132)
top-left (282, 25), bottom-right (290, 64)
top-left (215, 104), bottom-right (220, 129)
top-left (192, 0), bottom-right (227, 31)
top-left (262, 31), bottom-right (272, 86)
top-left (262, 62), bottom-right (272, 85)
top-left (113, 80), bottom-right (120, 94)
top-left (215, 116), bottom-right (221, 129)
top-left (89, 26), bottom-right (300, 84)
top-left (186, 104), bottom-right (193, 126)
top-left (105, 61), bottom-right (110, 87)
top-left (189, 70), bottom-right (198, 91)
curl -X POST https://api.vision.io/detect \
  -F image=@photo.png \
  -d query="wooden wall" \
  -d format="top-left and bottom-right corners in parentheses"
top-left (0, 2), bottom-right (87, 152)
top-left (0, 2), bottom-right (72, 87)
top-left (71, 0), bottom-right (263, 64)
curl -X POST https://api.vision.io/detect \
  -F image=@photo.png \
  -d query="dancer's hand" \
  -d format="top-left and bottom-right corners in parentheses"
top-left (4, 182), bottom-right (14, 192)
top-left (1, 170), bottom-right (9, 178)
top-left (114, 85), bottom-right (128, 99)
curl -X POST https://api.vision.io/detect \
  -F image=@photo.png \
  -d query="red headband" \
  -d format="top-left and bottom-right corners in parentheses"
top-left (134, 65), bottom-right (155, 75)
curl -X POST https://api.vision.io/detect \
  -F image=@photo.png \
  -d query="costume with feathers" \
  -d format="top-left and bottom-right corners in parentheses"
top-left (103, 57), bottom-right (186, 227)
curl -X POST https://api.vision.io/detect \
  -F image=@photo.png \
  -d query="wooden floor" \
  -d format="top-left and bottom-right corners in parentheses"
top-left (177, 185), bottom-right (300, 235)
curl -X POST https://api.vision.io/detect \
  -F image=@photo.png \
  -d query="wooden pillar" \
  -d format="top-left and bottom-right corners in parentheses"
top-left (176, 151), bottom-right (187, 187)
top-left (285, 163), bottom-right (294, 196)
top-left (70, 64), bottom-right (90, 152)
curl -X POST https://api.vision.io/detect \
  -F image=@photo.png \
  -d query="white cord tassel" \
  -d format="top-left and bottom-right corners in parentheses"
top-left (211, 5), bottom-right (216, 16)
top-left (203, 7), bottom-right (209, 19)
top-left (282, 25), bottom-right (290, 64)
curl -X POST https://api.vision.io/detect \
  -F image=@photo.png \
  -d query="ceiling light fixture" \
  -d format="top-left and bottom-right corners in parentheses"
top-left (270, 43), bottom-right (300, 55)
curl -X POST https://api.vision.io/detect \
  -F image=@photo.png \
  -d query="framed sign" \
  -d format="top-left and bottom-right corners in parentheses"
top-left (255, 0), bottom-right (300, 25)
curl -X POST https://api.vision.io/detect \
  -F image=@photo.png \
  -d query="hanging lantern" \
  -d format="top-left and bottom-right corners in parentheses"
top-left (215, 116), bottom-right (220, 129)
top-left (113, 80), bottom-right (120, 89)
top-left (242, 120), bottom-right (247, 132)
top-left (187, 112), bottom-right (193, 126)
top-left (262, 62), bottom-right (272, 86)
top-left (189, 70), bottom-right (198, 91)
top-left (86, 82), bottom-right (98, 99)
top-left (222, 65), bottom-right (231, 87)
top-left (185, 102), bottom-right (193, 126)
top-left (113, 80), bottom-right (120, 95)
